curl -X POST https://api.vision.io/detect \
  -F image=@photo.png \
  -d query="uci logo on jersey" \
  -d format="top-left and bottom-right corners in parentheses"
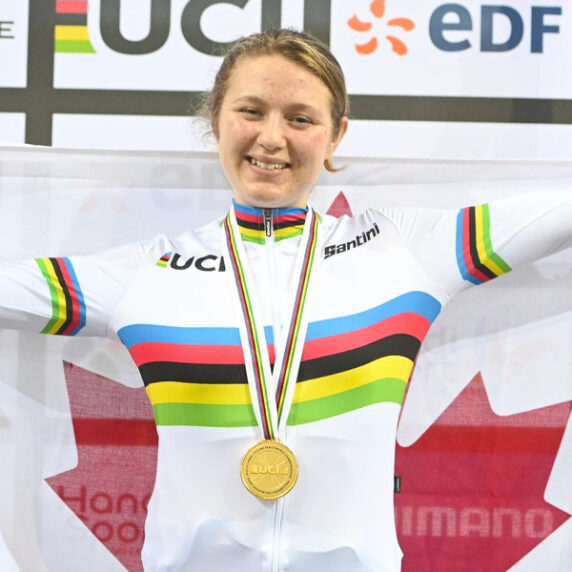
top-left (156, 252), bottom-right (226, 273)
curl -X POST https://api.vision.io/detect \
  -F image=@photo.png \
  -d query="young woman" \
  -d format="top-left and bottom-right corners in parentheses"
top-left (1, 29), bottom-right (572, 572)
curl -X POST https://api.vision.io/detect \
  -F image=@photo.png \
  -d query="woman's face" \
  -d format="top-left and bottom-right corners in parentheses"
top-left (216, 55), bottom-right (348, 209)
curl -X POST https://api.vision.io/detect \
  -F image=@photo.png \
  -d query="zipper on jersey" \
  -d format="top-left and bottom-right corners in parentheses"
top-left (271, 497), bottom-right (286, 572)
top-left (264, 208), bottom-right (273, 239)
top-left (264, 209), bottom-right (282, 361)
top-left (264, 208), bottom-right (286, 571)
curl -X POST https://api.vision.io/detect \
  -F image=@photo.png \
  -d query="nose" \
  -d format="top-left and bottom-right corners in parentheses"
top-left (257, 114), bottom-right (286, 151)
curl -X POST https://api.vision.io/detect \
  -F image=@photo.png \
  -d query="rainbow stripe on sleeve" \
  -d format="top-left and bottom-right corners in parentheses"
top-left (35, 257), bottom-right (86, 335)
top-left (119, 291), bottom-right (441, 428)
top-left (456, 204), bottom-right (511, 285)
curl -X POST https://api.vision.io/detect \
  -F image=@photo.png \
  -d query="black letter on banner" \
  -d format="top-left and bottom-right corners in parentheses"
top-left (429, 4), bottom-right (472, 51)
top-left (481, 6), bottom-right (523, 52)
top-left (181, 0), bottom-right (248, 55)
top-left (0, 21), bottom-right (15, 39)
top-left (100, 0), bottom-right (171, 55)
top-left (303, 0), bottom-right (331, 46)
top-left (261, 0), bottom-right (282, 30)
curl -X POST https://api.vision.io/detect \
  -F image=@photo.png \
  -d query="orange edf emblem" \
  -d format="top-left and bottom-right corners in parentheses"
top-left (348, 0), bottom-right (415, 55)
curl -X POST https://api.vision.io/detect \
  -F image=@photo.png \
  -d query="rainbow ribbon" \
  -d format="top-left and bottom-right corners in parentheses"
top-left (223, 208), bottom-right (320, 440)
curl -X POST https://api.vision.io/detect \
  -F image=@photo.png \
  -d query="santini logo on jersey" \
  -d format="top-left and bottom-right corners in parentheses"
top-left (324, 223), bottom-right (380, 259)
top-left (156, 252), bottom-right (226, 272)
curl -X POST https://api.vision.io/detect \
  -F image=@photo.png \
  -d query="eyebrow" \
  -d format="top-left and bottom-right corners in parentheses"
top-left (230, 95), bottom-right (321, 115)
top-left (231, 96), bottom-right (264, 105)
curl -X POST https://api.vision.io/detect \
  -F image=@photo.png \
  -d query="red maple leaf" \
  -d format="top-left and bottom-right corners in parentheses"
top-left (395, 374), bottom-right (571, 571)
top-left (326, 191), bottom-right (353, 217)
top-left (46, 362), bottom-right (157, 572)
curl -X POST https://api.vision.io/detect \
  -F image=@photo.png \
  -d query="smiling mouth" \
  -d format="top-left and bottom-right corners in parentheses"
top-left (246, 156), bottom-right (291, 170)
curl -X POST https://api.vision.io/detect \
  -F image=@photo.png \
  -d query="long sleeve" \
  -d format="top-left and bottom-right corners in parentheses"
top-left (0, 236), bottom-right (173, 338)
top-left (377, 189), bottom-right (572, 298)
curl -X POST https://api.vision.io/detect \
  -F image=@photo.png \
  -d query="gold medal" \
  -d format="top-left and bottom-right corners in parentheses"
top-left (240, 440), bottom-right (299, 500)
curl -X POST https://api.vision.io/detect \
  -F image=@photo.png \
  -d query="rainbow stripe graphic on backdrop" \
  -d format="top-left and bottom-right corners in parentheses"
top-left (118, 290), bottom-right (441, 428)
top-left (456, 204), bottom-right (512, 285)
top-left (55, 1), bottom-right (95, 54)
top-left (36, 257), bottom-right (87, 335)
top-left (234, 203), bottom-right (307, 244)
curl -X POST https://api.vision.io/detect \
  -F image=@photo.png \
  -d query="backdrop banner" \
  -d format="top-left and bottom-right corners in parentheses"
top-left (0, 145), bottom-right (571, 571)
top-left (2, 0), bottom-right (572, 158)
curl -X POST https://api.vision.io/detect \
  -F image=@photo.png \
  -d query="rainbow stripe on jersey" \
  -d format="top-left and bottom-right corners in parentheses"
top-left (234, 202), bottom-right (307, 244)
top-left (36, 257), bottom-right (86, 335)
top-left (156, 252), bottom-right (172, 268)
top-left (456, 204), bottom-right (511, 285)
top-left (118, 291), bottom-right (441, 427)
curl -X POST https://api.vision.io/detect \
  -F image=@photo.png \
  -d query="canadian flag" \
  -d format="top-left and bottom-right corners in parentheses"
top-left (1, 145), bottom-right (571, 571)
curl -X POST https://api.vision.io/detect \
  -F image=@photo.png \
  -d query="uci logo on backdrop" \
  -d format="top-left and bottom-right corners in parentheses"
top-left (53, 0), bottom-right (566, 94)
top-left (55, 0), bottom-right (308, 56)
top-left (56, 0), bottom-right (564, 57)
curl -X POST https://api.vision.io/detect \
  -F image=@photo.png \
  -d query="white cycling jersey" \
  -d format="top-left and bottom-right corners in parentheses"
top-left (1, 193), bottom-right (572, 572)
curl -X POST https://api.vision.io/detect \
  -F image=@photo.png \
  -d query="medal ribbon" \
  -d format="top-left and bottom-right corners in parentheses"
top-left (274, 214), bottom-right (319, 421)
top-left (223, 207), bottom-right (320, 440)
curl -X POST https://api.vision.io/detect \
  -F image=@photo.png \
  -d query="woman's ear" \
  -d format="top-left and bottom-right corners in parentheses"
top-left (327, 116), bottom-right (349, 160)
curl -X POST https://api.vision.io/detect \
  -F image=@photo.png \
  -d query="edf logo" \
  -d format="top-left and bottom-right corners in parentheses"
top-left (429, 4), bottom-right (562, 53)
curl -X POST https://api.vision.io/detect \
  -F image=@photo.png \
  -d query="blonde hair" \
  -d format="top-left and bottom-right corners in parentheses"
top-left (201, 28), bottom-right (349, 172)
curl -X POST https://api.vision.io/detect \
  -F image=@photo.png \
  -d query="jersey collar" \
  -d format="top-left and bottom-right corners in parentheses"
top-left (232, 201), bottom-right (308, 244)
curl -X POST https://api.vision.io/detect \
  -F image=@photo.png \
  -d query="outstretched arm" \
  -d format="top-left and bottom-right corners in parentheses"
top-left (0, 238), bottom-right (172, 338)
top-left (379, 189), bottom-right (572, 298)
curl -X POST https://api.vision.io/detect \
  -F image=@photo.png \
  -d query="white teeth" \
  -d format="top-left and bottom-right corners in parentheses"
top-left (248, 157), bottom-right (288, 170)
